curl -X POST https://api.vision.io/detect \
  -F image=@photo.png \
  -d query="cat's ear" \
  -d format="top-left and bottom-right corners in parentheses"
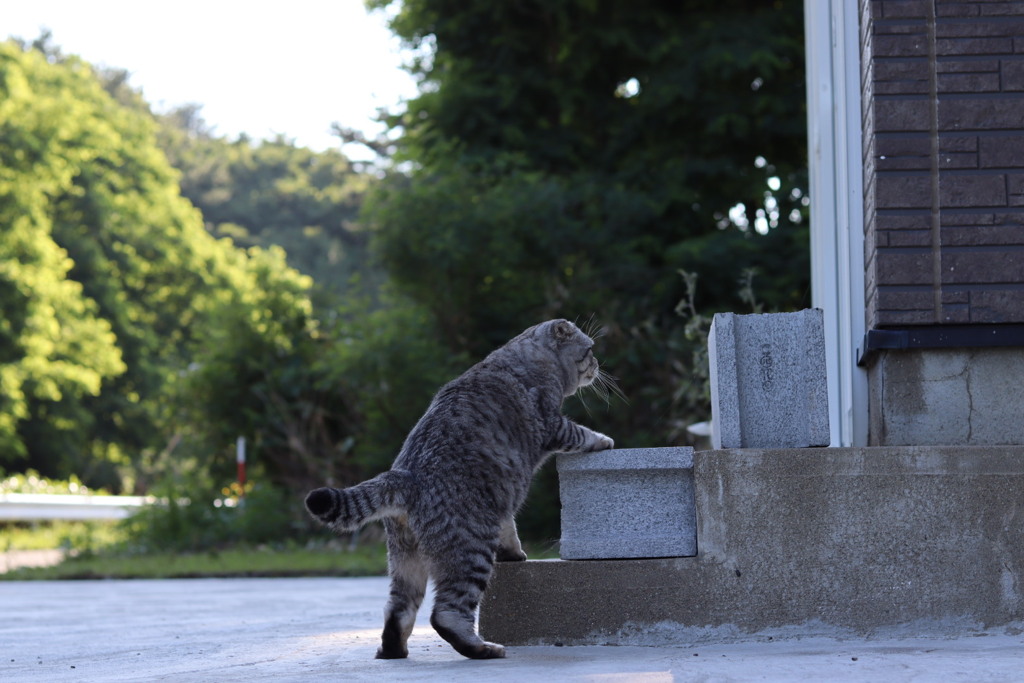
top-left (552, 320), bottom-right (574, 342)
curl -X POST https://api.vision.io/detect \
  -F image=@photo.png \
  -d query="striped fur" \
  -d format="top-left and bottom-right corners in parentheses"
top-left (305, 470), bottom-right (412, 531)
top-left (305, 319), bottom-right (614, 660)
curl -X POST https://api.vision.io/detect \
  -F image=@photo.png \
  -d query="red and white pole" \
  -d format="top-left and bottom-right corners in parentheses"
top-left (236, 436), bottom-right (247, 490)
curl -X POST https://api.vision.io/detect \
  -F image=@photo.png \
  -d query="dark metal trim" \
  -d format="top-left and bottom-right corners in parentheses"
top-left (857, 324), bottom-right (1024, 366)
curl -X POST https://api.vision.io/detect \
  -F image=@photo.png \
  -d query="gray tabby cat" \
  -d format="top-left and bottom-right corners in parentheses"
top-left (304, 319), bottom-right (614, 660)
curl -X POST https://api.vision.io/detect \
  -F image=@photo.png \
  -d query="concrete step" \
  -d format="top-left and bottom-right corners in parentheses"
top-left (480, 446), bottom-right (1024, 646)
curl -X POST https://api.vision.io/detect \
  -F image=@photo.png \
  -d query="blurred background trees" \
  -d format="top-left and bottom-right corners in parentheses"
top-left (0, 0), bottom-right (808, 543)
top-left (363, 0), bottom-right (809, 535)
top-left (155, 108), bottom-right (378, 311)
top-left (367, 0), bottom-right (808, 428)
top-left (0, 41), bottom-right (352, 496)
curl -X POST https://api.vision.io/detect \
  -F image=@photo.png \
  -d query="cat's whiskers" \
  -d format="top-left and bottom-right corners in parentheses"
top-left (593, 369), bottom-right (628, 406)
top-left (576, 388), bottom-right (595, 417)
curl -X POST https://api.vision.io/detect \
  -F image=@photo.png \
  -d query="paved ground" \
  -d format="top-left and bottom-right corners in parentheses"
top-left (2, 577), bottom-right (1023, 682)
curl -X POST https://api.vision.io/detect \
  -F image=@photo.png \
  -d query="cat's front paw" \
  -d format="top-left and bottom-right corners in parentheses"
top-left (589, 432), bottom-right (614, 451)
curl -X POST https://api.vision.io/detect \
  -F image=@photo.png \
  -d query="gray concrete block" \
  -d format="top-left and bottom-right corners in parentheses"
top-left (708, 309), bottom-right (830, 448)
top-left (481, 446), bottom-right (1024, 646)
top-left (557, 447), bottom-right (696, 559)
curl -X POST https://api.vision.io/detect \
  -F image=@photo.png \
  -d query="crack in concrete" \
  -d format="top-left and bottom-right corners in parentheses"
top-left (965, 352), bottom-right (975, 443)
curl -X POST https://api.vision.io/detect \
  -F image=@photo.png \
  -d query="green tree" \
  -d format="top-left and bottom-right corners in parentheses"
top-left (365, 0), bottom-right (809, 442)
top-left (175, 244), bottom-right (349, 491)
top-left (0, 42), bottom-right (128, 470)
top-left (0, 40), bottom-right (345, 493)
top-left (156, 108), bottom-right (378, 310)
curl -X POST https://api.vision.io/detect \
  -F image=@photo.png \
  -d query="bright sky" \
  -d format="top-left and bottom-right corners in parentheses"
top-left (2, 0), bottom-right (419, 158)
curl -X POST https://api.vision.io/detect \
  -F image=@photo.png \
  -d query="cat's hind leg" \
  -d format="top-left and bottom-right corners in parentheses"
top-left (377, 518), bottom-right (428, 659)
top-left (428, 532), bottom-right (505, 659)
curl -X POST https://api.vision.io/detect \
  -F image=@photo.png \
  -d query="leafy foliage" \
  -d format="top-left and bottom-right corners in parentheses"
top-left (120, 480), bottom-right (300, 554)
top-left (0, 43), bottom-right (128, 470)
top-left (364, 0), bottom-right (811, 458)
top-left (156, 107), bottom-right (377, 309)
top-left (175, 244), bottom-right (356, 491)
top-left (0, 40), bottom-right (348, 494)
top-left (0, 469), bottom-right (103, 495)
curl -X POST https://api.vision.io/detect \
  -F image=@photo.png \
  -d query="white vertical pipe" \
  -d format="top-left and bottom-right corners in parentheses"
top-left (804, 0), bottom-right (868, 446)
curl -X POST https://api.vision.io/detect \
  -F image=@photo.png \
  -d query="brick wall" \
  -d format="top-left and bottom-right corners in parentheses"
top-left (862, 0), bottom-right (1024, 328)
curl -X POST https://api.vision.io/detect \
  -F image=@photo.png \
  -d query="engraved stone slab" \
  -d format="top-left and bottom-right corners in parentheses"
top-left (708, 309), bottom-right (830, 449)
top-left (557, 447), bottom-right (696, 560)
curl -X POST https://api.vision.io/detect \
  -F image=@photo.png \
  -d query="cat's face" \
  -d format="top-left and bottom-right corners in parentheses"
top-left (547, 319), bottom-right (599, 397)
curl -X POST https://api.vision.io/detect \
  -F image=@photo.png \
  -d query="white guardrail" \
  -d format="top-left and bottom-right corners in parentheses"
top-left (0, 493), bottom-right (155, 521)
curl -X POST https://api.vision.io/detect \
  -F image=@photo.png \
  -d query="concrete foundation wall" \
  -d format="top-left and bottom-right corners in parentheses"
top-left (868, 348), bottom-right (1024, 446)
top-left (480, 446), bottom-right (1024, 645)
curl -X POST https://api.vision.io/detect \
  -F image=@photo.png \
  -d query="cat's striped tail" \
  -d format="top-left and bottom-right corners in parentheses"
top-left (304, 469), bottom-right (413, 532)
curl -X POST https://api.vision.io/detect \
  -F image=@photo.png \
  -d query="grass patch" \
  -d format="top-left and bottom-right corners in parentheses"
top-left (2, 543), bottom-right (389, 581)
top-left (1, 520), bottom-right (126, 553)
top-left (3, 538), bottom-right (560, 581)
